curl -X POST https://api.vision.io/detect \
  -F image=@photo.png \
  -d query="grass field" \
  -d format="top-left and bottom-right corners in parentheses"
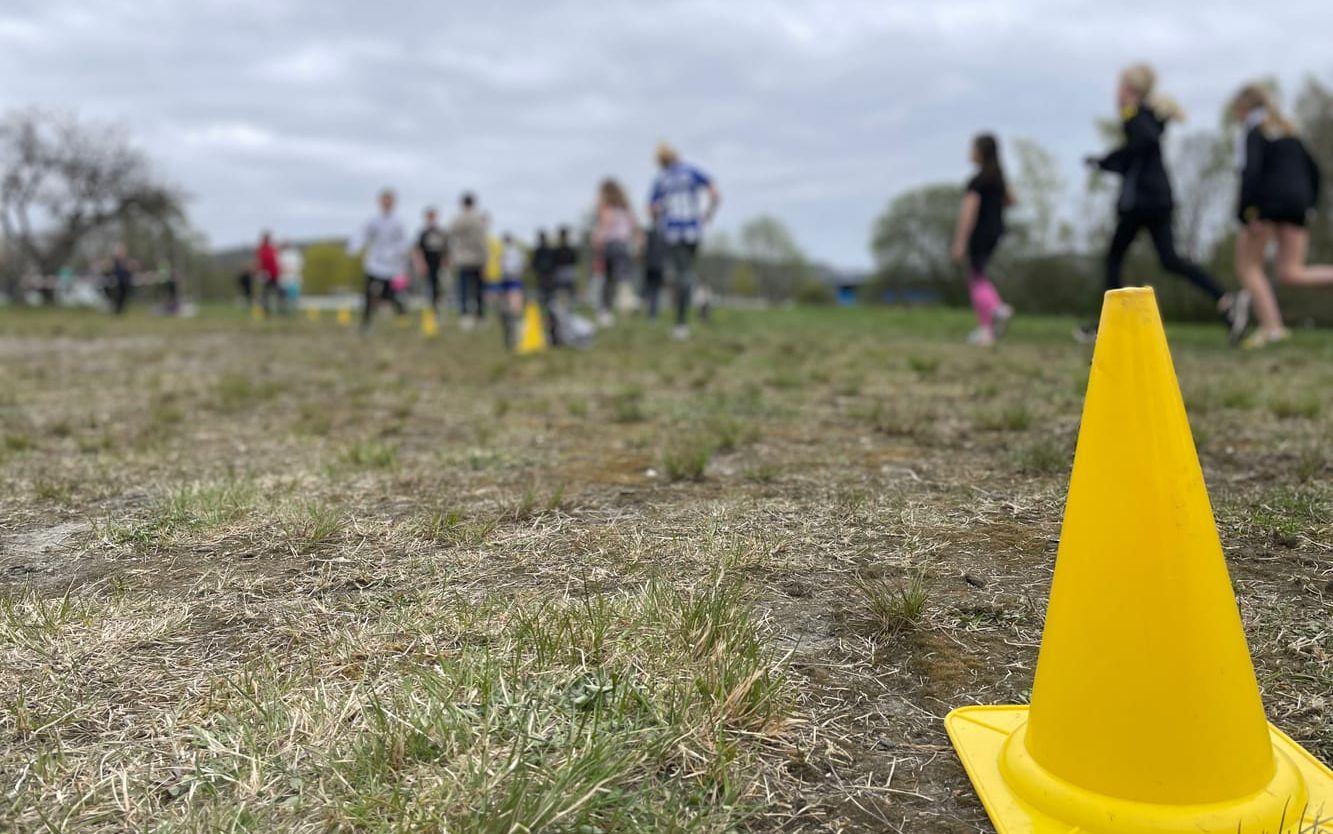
top-left (0, 303), bottom-right (1330, 833)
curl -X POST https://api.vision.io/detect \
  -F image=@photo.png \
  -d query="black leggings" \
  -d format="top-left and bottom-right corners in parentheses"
top-left (361, 275), bottom-right (404, 328)
top-left (1105, 211), bottom-right (1224, 303)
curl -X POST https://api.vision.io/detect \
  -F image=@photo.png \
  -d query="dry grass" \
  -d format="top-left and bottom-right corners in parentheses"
top-left (0, 304), bottom-right (1329, 833)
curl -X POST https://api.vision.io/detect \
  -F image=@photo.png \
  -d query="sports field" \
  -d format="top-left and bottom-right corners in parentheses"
top-left (1, 306), bottom-right (1329, 832)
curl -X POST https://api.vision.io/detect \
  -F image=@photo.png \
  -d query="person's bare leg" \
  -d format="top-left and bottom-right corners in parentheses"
top-left (1238, 224), bottom-right (1282, 333)
top-left (1276, 224), bottom-right (1333, 285)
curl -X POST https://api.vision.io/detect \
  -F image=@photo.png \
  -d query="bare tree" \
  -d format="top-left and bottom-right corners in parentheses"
top-left (0, 108), bottom-right (183, 293)
top-left (1168, 129), bottom-right (1235, 260)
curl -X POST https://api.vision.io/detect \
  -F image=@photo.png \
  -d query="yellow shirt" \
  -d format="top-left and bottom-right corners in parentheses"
top-left (483, 235), bottom-right (502, 284)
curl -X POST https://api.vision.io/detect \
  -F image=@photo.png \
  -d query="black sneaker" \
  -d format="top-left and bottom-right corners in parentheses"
top-left (1073, 323), bottom-right (1097, 345)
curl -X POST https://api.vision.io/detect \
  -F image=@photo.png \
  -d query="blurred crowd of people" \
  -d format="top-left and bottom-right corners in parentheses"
top-left (243, 141), bottom-right (720, 348)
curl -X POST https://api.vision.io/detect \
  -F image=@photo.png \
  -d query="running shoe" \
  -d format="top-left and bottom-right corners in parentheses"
top-left (1222, 291), bottom-right (1252, 346)
top-left (967, 327), bottom-right (996, 347)
top-left (1242, 328), bottom-right (1290, 350)
top-left (992, 304), bottom-right (1014, 339)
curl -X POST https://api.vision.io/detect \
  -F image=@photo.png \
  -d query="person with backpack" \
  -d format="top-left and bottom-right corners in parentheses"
top-left (1230, 82), bottom-right (1332, 348)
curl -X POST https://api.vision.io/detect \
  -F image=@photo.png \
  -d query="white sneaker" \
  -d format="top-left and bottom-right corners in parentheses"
top-left (1226, 290), bottom-right (1252, 346)
top-left (672, 325), bottom-right (690, 342)
top-left (967, 327), bottom-right (996, 347)
top-left (460, 315), bottom-right (476, 332)
top-left (992, 304), bottom-right (1014, 338)
top-left (1242, 328), bottom-right (1290, 350)
top-left (597, 310), bottom-right (614, 328)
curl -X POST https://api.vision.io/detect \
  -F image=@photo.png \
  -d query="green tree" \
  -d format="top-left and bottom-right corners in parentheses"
top-left (869, 183), bottom-right (962, 303)
top-left (738, 215), bottom-right (810, 300)
top-left (1010, 137), bottom-right (1065, 255)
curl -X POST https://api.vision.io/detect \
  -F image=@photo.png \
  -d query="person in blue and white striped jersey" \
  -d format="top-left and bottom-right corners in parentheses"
top-left (648, 143), bottom-right (720, 341)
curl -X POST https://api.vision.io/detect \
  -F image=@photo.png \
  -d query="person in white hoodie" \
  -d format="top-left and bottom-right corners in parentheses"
top-left (347, 188), bottom-right (409, 331)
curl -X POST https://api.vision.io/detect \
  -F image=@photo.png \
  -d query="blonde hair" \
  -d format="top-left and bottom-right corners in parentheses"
top-left (1120, 63), bottom-right (1185, 122)
top-left (1230, 82), bottom-right (1296, 138)
top-left (655, 141), bottom-right (679, 167)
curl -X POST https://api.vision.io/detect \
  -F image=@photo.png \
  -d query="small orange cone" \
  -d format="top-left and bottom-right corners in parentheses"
top-left (336, 307), bottom-right (352, 327)
top-left (945, 288), bottom-right (1332, 833)
top-left (250, 304), bottom-right (264, 321)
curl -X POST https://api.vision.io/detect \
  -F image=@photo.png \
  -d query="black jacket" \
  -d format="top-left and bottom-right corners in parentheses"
top-left (1238, 126), bottom-right (1321, 223)
top-left (1096, 106), bottom-right (1174, 216)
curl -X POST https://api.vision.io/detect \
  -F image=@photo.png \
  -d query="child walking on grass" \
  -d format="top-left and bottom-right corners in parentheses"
top-left (951, 133), bottom-right (1015, 347)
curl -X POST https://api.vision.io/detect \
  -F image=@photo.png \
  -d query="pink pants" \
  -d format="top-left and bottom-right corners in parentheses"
top-left (969, 269), bottom-right (1003, 329)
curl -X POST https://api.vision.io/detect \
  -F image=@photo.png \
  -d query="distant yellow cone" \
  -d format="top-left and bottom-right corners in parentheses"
top-left (305, 307), bottom-right (319, 322)
top-left (514, 301), bottom-right (548, 355)
top-left (421, 307), bottom-right (439, 338)
top-left (336, 307), bottom-right (352, 327)
top-left (250, 304), bottom-right (264, 321)
top-left (945, 288), bottom-right (1332, 834)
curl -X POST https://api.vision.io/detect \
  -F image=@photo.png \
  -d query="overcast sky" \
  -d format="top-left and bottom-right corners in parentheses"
top-left (1, 1), bottom-right (1330, 267)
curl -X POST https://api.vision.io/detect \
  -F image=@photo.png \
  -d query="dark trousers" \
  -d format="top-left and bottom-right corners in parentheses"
top-left (600, 241), bottom-right (631, 312)
top-left (260, 280), bottom-right (286, 316)
top-left (422, 263), bottom-right (442, 310)
top-left (110, 276), bottom-right (132, 315)
top-left (457, 266), bottom-right (484, 317)
top-left (642, 266), bottom-right (664, 319)
top-left (1105, 211), bottom-right (1225, 304)
top-left (362, 275), bottom-right (404, 329)
top-left (667, 242), bottom-right (699, 326)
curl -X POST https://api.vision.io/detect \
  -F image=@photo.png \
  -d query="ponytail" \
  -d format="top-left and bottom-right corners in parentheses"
top-left (1121, 63), bottom-right (1186, 123)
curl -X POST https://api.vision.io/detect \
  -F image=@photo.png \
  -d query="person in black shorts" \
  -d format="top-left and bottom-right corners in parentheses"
top-left (413, 206), bottom-right (449, 313)
top-left (950, 133), bottom-right (1015, 346)
top-left (1231, 82), bottom-right (1332, 348)
top-left (1076, 64), bottom-right (1243, 344)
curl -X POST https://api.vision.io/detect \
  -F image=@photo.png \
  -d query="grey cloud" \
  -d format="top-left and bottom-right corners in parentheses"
top-left (0, 0), bottom-right (1329, 266)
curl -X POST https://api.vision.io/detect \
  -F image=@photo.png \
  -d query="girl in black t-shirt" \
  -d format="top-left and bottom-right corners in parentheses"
top-left (1230, 82), bottom-right (1332, 348)
top-left (950, 133), bottom-right (1014, 346)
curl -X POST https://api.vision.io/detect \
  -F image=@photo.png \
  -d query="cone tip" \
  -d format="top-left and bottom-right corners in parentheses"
top-left (1104, 286), bottom-right (1156, 306)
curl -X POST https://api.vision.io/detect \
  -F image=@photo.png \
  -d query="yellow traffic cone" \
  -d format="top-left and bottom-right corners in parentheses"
top-left (421, 307), bottom-right (439, 337)
top-left (945, 287), bottom-right (1331, 834)
top-left (514, 301), bottom-right (548, 355)
top-left (305, 306), bottom-right (320, 322)
top-left (250, 304), bottom-right (264, 321)
top-left (336, 307), bottom-right (352, 327)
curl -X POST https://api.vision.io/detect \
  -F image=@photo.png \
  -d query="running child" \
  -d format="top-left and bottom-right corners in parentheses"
top-left (950, 133), bottom-right (1015, 346)
top-left (413, 207), bottom-right (449, 314)
top-left (1077, 64), bottom-right (1243, 343)
top-left (347, 188), bottom-right (409, 331)
top-left (1230, 82), bottom-right (1330, 348)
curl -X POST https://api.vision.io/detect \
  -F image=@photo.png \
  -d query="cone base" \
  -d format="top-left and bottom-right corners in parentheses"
top-left (946, 706), bottom-right (1333, 834)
